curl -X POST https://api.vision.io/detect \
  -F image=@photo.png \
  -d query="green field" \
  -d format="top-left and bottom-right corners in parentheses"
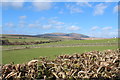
top-left (37, 38), bottom-right (118, 45)
top-left (2, 37), bottom-right (50, 42)
top-left (2, 46), bottom-right (118, 64)
top-left (2, 37), bottom-right (119, 64)
top-left (2, 38), bottom-right (118, 49)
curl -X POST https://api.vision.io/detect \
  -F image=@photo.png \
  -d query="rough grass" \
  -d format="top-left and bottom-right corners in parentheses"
top-left (2, 46), bottom-right (118, 64)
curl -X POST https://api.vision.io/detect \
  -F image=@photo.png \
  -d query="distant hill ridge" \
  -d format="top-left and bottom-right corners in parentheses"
top-left (2, 33), bottom-right (89, 40)
top-left (36, 33), bottom-right (89, 40)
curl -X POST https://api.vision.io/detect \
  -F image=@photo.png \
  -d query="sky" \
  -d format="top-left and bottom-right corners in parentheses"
top-left (1, 2), bottom-right (119, 38)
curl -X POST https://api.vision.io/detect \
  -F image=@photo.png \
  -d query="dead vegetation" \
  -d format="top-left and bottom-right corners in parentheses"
top-left (1, 49), bottom-right (120, 80)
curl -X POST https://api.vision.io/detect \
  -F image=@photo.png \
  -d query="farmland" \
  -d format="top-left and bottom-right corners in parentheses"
top-left (1, 34), bottom-right (119, 80)
top-left (1, 34), bottom-right (119, 64)
top-left (1, 34), bottom-right (50, 42)
top-left (2, 43), bottom-right (118, 64)
top-left (2, 34), bottom-right (118, 44)
top-left (2, 38), bottom-right (118, 48)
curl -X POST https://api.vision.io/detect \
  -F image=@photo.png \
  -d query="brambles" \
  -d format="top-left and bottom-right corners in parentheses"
top-left (1, 49), bottom-right (120, 80)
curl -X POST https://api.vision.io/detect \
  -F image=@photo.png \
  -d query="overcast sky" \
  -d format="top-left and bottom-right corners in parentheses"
top-left (2, 2), bottom-right (119, 38)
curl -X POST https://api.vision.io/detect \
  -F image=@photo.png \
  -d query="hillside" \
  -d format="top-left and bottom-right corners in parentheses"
top-left (2, 33), bottom-right (112, 41)
top-left (35, 33), bottom-right (89, 40)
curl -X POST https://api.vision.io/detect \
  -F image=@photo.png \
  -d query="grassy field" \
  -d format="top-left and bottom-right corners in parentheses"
top-left (2, 46), bottom-right (118, 64)
top-left (39, 38), bottom-right (118, 45)
top-left (1, 34), bottom-right (52, 43)
top-left (2, 37), bottom-right (50, 42)
top-left (2, 37), bottom-right (119, 64)
top-left (2, 38), bottom-right (118, 49)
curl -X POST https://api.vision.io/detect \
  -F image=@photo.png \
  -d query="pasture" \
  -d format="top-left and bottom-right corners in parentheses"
top-left (42, 38), bottom-right (118, 44)
top-left (2, 38), bottom-right (119, 64)
top-left (2, 35), bottom-right (50, 42)
top-left (2, 38), bottom-right (118, 48)
top-left (2, 45), bottom-right (117, 64)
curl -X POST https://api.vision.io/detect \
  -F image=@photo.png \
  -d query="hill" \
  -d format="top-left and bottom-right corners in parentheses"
top-left (35, 33), bottom-right (89, 40)
top-left (1, 33), bottom-right (89, 40)
top-left (2, 33), bottom-right (112, 41)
